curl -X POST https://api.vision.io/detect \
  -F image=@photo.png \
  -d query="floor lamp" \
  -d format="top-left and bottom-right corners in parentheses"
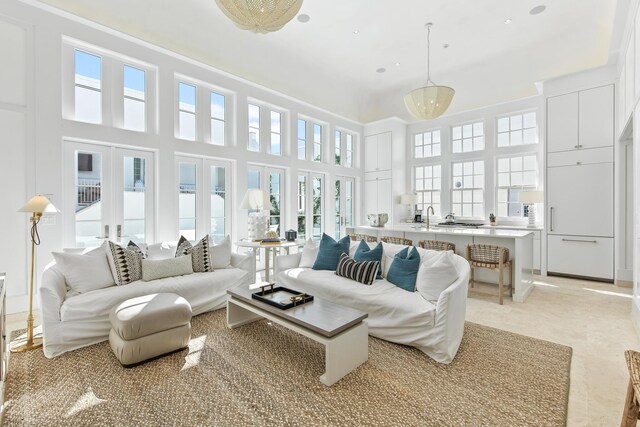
top-left (12, 195), bottom-right (58, 353)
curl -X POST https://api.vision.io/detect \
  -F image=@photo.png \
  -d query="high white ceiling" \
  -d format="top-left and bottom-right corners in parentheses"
top-left (37, 0), bottom-right (620, 123)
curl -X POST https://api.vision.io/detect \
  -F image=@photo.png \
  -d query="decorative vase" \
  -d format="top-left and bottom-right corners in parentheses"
top-left (247, 211), bottom-right (269, 241)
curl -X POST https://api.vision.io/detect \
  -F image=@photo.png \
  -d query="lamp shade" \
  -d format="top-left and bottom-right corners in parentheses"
top-left (404, 85), bottom-right (455, 120)
top-left (400, 194), bottom-right (417, 205)
top-left (215, 0), bottom-right (304, 33)
top-left (18, 195), bottom-right (58, 214)
top-left (519, 191), bottom-right (544, 204)
top-left (240, 189), bottom-right (272, 210)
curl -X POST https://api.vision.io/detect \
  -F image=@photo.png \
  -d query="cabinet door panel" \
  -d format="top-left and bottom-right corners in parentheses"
top-left (363, 179), bottom-right (377, 217)
top-left (377, 178), bottom-right (392, 215)
top-left (547, 235), bottom-right (613, 280)
top-left (377, 132), bottom-right (392, 171)
top-left (547, 163), bottom-right (613, 237)
top-left (547, 92), bottom-right (579, 153)
top-left (579, 85), bottom-right (614, 149)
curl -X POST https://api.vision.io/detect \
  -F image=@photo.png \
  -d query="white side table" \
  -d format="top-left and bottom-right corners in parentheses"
top-left (235, 240), bottom-right (302, 282)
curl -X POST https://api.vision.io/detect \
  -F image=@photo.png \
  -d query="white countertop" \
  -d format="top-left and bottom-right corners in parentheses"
top-left (353, 224), bottom-right (534, 238)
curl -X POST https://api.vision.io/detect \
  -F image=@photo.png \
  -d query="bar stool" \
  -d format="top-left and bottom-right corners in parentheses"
top-left (381, 236), bottom-right (413, 246)
top-left (466, 244), bottom-right (513, 305)
top-left (418, 240), bottom-right (455, 252)
top-left (349, 233), bottom-right (378, 243)
top-left (622, 349), bottom-right (640, 426)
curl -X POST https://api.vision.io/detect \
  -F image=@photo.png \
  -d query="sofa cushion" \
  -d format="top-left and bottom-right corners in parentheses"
top-left (210, 235), bottom-right (232, 269)
top-left (146, 241), bottom-right (179, 260)
top-left (176, 235), bottom-right (213, 273)
top-left (387, 247), bottom-right (421, 292)
top-left (52, 245), bottom-right (115, 296)
top-left (299, 239), bottom-right (319, 268)
top-left (381, 241), bottom-right (410, 277)
top-left (353, 240), bottom-right (383, 279)
top-left (141, 254), bottom-right (193, 281)
top-left (312, 234), bottom-right (350, 271)
top-left (335, 253), bottom-right (379, 286)
top-left (416, 251), bottom-right (459, 303)
top-left (60, 268), bottom-right (248, 322)
top-left (106, 241), bottom-right (144, 286)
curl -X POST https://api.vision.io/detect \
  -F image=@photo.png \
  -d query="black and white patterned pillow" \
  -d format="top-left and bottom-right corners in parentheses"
top-left (107, 241), bottom-right (143, 285)
top-left (126, 241), bottom-right (146, 259)
top-left (175, 235), bottom-right (213, 273)
top-left (335, 253), bottom-right (379, 286)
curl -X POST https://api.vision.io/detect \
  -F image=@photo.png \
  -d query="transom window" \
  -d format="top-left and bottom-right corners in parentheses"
top-left (297, 119), bottom-right (306, 160)
top-left (452, 160), bottom-right (484, 218)
top-left (497, 112), bottom-right (537, 147)
top-left (270, 111), bottom-right (282, 155)
top-left (178, 82), bottom-right (196, 141)
top-left (452, 122), bottom-right (484, 153)
top-left (346, 134), bottom-right (353, 167)
top-left (248, 104), bottom-right (260, 152)
top-left (335, 130), bottom-right (342, 165)
top-left (497, 155), bottom-right (538, 217)
top-left (210, 92), bottom-right (225, 146)
top-left (414, 130), bottom-right (441, 158)
top-left (415, 165), bottom-right (441, 216)
top-left (74, 49), bottom-right (102, 124)
top-left (313, 123), bottom-right (322, 162)
top-left (123, 65), bottom-right (145, 131)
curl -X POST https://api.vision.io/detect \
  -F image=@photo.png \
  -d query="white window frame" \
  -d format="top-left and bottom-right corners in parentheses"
top-left (297, 118), bottom-right (307, 160)
top-left (496, 154), bottom-right (538, 219)
top-left (313, 122), bottom-right (323, 162)
top-left (298, 171), bottom-right (325, 240)
top-left (414, 129), bottom-right (441, 159)
top-left (496, 111), bottom-right (538, 147)
top-left (210, 91), bottom-right (226, 146)
top-left (451, 160), bottom-right (485, 219)
top-left (451, 121), bottom-right (485, 153)
top-left (335, 129), bottom-right (342, 165)
top-left (177, 81), bottom-right (197, 141)
top-left (270, 110), bottom-right (282, 156)
top-left (415, 164), bottom-right (442, 218)
top-left (122, 64), bottom-right (146, 132)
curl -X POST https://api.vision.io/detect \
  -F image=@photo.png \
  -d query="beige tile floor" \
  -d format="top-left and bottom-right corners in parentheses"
top-left (6, 275), bottom-right (638, 426)
top-left (467, 275), bottom-right (638, 426)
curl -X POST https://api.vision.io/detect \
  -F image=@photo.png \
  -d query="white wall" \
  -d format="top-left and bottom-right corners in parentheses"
top-left (0, 0), bottom-right (364, 313)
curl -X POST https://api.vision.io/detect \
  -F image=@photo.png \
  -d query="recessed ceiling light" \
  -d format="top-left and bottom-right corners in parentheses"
top-left (376, 67), bottom-right (386, 74)
top-left (529, 5), bottom-right (546, 15)
top-left (504, 18), bottom-right (512, 24)
top-left (353, 29), bottom-right (360, 35)
top-left (395, 62), bottom-right (401, 67)
top-left (443, 43), bottom-right (449, 49)
top-left (297, 14), bottom-right (310, 23)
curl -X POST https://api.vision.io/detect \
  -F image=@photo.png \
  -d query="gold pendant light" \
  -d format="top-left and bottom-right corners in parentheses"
top-left (404, 23), bottom-right (455, 120)
top-left (215, 0), bottom-right (304, 33)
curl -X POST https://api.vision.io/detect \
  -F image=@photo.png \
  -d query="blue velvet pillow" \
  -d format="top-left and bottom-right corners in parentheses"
top-left (386, 247), bottom-right (421, 292)
top-left (353, 240), bottom-right (383, 279)
top-left (312, 234), bottom-right (351, 271)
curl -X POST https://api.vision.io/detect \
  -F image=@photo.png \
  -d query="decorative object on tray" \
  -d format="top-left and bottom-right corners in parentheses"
top-left (489, 213), bottom-right (496, 226)
top-left (285, 229), bottom-right (297, 241)
top-left (367, 213), bottom-right (389, 227)
top-left (265, 230), bottom-right (279, 239)
top-left (260, 238), bottom-right (282, 245)
top-left (251, 283), bottom-right (314, 309)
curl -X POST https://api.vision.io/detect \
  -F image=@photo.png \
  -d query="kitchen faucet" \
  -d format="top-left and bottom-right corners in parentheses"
top-left (426, 205), bottom-right (435, 229)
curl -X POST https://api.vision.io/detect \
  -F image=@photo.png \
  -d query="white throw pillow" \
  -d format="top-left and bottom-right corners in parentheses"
top-left (52, 246), bottom-right (115, 296)
top-left (381, 242), bottom-right (409, 278)
top-left (146, 241), bottom-right (179, 260)
top-left (210, 235), bottom-right (232, 269)
top-left (416, 251), bottom-right (459, 303)
top-left (299, 239), bottom-right (319, 268)
top-left (141, 254), bottom-right (194, 281)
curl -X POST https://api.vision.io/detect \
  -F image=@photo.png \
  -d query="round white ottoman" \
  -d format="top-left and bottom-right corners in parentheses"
top-left (109, 293), bottom-right (192, 366)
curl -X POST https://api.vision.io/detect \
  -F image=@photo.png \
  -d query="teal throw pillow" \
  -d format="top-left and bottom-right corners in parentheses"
top-left (353, 240), bottom-right (383, 279)
top-left (312, 233), bottom-right (351, 271)
top-left (387, 247), bottom-right (421, 292)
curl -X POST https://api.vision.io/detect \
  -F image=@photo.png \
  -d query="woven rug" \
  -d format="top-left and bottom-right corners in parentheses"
top-left (3, 310), bottom-right (571, 426)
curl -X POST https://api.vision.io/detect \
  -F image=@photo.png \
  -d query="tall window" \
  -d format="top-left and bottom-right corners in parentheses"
top-left (248, 104), bottom-right (260, 152)
top-left (210, 92), bottom-right (225, 146)
top-left (178, 162), bottom-right (197, 240)
top-left (415, 165), bottom-right (441, 216)
top-left (452, 160), bottom-right (484, 218)
top-left (123, 155), bottom-right (147, 243)
top-left (178, 82), bottom-right (196, 140)
top-left (123, 65), bottom-right (145, 131)
top-left (497, 155), bottom-right (538, 217)
top-left (452, 122), bottom-right (484, 153)
top-left (313, 176), bottom-right (323, 239)
top-left (297, 175), bottom-right (307, 239)
top-left (414, 130), bottom-right (441, 158)
top-left (270, 111), bottom-right (282, 155)
top-left (335, 180), bottom-right (341, 237)
top-left (269, 172), bottom-right (282, 233)
top-left (335, 130), bottom-right (342, 165)
top-left (497, 112), bottom-right (537, 147)
top-left (74, 50), bottom-right (102, 124)
top-left (297, 119), bottom-right (306, 160)
top-left (346, 134), bottom-right (354, 167)
top-left (210, 164), bottom-right (227, 243)
top-left (313, 123), bottom-right (322, 162)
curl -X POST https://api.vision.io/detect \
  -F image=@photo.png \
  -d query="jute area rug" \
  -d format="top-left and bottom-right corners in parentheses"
top-left (4, 309), bottom-right (571, 426)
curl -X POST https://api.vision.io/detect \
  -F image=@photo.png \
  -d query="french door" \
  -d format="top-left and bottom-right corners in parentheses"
top-left (247, 165), bottom-right (285, 235)
top-left (64, 141), bottom-right (155, 247)
top-left (335, 177), bottom-right (355, 239)
top-left (297, 172), bottom-right (324, 241)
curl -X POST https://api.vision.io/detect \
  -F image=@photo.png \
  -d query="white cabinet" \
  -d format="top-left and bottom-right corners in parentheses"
top-left (547, 235), bottom-right (614, 280)
top-left (547, 92), bottom-right (578, 153)
top-left (579, 85), bottom-right (614, 149)
top-left (364, 177), bottom-right (391, 217)
top-left (364, 132), bottom-right (392, 173)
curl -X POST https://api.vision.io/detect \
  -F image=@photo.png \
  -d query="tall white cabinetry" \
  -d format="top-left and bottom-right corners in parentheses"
top-left (364, 132), bottom-right (393, 222)
top-left (546, 84), bottom-right (615, 281)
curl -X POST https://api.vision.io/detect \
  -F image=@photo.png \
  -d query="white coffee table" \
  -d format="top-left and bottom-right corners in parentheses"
top-left (227, 286), bottom-right (369, 386)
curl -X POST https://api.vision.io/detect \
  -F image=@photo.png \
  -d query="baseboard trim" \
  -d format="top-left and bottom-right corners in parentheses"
top-left (547, 272), bottom-right (614, 284)
top-left (616, 279), bottom-right (633, 288)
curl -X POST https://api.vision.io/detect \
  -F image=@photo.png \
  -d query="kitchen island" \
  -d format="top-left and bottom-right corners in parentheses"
top-left (347, 225), bottom-right (535, 302)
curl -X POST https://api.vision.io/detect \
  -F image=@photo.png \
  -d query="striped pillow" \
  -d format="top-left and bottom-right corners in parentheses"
top-left (335, 253), bottom-right (379, 286)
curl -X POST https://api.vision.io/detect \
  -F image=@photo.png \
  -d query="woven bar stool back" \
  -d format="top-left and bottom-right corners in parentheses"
top-left (349, 234), bottom-right (378, 243)
top-left (466, 244), bottom-right (513, 305)
top-left (380, 236), bottom-right (413, 246)
top-left (418, 240), bottom-right (455, 252)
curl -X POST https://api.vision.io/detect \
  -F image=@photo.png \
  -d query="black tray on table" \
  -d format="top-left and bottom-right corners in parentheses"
top-left (251, 283), bottom-right (314, 310)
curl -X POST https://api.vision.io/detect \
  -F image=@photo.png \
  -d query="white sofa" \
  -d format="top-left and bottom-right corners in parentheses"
top-left (40, 243), bottom-right (254, 358)
top-left (274, 249), bottom-right (469, 364)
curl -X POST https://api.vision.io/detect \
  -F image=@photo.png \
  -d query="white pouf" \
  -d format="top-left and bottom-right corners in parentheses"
top-left (109, 293), bottom-right (192, 366)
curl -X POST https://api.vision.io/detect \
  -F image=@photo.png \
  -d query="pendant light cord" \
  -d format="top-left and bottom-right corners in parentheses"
top-left (426, 23), bottom-right (434, 86)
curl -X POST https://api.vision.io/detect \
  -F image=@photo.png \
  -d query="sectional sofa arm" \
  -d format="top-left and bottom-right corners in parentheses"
top-left (230, 252), bottom-right (255, 279)
top-left (40, 262), bottom-right (67, 322)
top-left (274, 253), bottom-right (302, 277)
